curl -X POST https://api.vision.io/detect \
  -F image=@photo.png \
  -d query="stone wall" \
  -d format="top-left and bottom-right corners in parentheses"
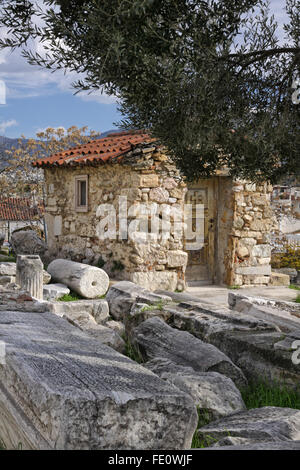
top-left (230, 180), bottom-right (278, 286)
top-left (44, 145), bottom-right (276, 289)
top-left (44, 144), bottom-right (188, 291)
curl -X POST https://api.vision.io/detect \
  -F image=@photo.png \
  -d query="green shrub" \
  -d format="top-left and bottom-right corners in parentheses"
top-left (58, 291), bottom-right (83, 301)
top-left (271, 244), bottom-right (300, 270)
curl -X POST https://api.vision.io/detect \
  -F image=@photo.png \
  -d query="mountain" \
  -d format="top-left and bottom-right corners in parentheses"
top-left (0, 136), bottom-right (22, 171)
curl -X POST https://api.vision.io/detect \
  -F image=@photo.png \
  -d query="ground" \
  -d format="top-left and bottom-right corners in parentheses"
top-left (177, 285), bottom-right (298, 307)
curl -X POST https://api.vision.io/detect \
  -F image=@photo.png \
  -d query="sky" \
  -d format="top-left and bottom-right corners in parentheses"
top-left (0, 0), bottom-right (290, 139)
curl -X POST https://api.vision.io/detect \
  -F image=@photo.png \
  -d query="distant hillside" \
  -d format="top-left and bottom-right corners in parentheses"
top-left (0, 136), bottom-right (23, 171)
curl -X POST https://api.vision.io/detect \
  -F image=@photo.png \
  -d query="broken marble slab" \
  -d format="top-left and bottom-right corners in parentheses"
top-left (0, 309), bottom-right (198, 450)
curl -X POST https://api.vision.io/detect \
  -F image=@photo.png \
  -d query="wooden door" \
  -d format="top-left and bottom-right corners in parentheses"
top-left (184, 180), bottom-right (216, 283)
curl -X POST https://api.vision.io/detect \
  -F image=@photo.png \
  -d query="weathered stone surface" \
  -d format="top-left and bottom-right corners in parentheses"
top-left (43, 283), bottom-right (70, 301)
top-left (211, 329), bottom-right (300, 389)
top-left (43, 270), bottom-right (51, 285)
top-left (228, 292), bottom-right (300, 331)
top-left (124, 302), bottom-right (173, 337)
top-left (52, 304), bottom-right (124, 352)
top-left (84, 324), bottom-right (125, 353)
top-left (273, 268), bottom-right (298, 282)
top-left (56, 302), bottom-right (125, 352)
top-left (106, 281), bottom-right (172, 321)
top-left (252, 244), bottom-right (271, 258)
top-left (0, 262), bottom-right (50, 287)
top-left (235, 265), bottom-right (271, 275)
top-left (46, 298), bottom-right (110, 325)
top-left (0, 262), bottom-right (16, 276)
top-left (270, 271), bottom-right (290, 286)
top-left (151, 294), bottom-right (300, 390)
top-left (0, 309), bottom-right (198, 450)
top-left (0, 233), bottom-right (4, 247)
top-left (132, 317), bottom-right (247, 387)
top-left (165, 299), bottom-right (277, 343)
top-left (139, 174), bottom-right (159, 188)
top-left (198, 407), bottom-right (300, 446)
top-left (47, 259), bottom-right (109, 299)
top-left (11, 230), bottom-right (46, 257)
top-left (144, 358), bottom-right (246, 419)
top-left (16, 255), bottom-right (43, 300)
top-left (0, 276), bottom-right (15, 285)
top-left (130, 271), bottom-right (178, 291)
top-left (106, 320), bottom-right (126, 337)
top-left (149, 187), bottom-right (169, 203)
top-left (166, 250), bottom-right (188, 268)
top-left (206, 440), bottom-right (300, 450)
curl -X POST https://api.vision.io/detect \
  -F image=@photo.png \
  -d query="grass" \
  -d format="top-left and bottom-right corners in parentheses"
top-left (123, 336), bottom-right (145, 364)
top-left (241, 380), bottom-right (300, 410)
top-left (140, 300), bottom-right (166, 312)
top-left (0, 254), bottom-right (16, 262)
top-left (57, 291), bottom-right (84, 301)
top-left (57, 291), bottom-right (106, 301)
top-left (191, 380), bottom-right (300, 448)
top-left (227, 285), bottom-right (241, 290)
top-left (296, 294), bottom-right (300, 304)
top-left (191, 408), bottom-right (218, 448)
top-left (289, 284), bottom-right (300, 291)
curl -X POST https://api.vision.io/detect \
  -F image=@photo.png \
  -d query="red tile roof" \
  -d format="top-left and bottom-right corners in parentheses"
top-left (33, 131), bottom-right (156, 168)
top-left (0, 198), bottom-right (45, 221)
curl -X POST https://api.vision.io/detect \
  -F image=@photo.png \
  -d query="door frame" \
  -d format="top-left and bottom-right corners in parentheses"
top-left (184, 178), bottom-right (217, 284)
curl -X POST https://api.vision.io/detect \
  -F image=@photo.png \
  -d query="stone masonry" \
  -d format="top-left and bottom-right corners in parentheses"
top-left (40, 135), bottom-right (277, 290)
top-left (44, 143), bottom-right (188, 291)
top-left (230, 180), bottom-right (278, 286)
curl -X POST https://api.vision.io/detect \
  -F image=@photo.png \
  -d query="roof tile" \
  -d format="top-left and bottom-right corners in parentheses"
top-left (33, 131), bottom-right (156, 168)
top-left (0, 198), bottom-right (44, 221)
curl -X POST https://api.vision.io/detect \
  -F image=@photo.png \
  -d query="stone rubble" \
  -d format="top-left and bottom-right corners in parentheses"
top-left (0, 309), bottom-right (198, 449)
top-left (198, 407), bottom-right (300, 447)
top-left (1, 274), bottom-right (300, 450)
top-left (11, 230), bottom-right (46, 258)
top-left (144, 358), bottom-right (246, 419)
top-left (43, 283), bottom-right (70, 301)
top-left (106, 281), bottom-right (172, 321)
top-left (47, 258), bottom-right (109, 298)
top-left (132, 316), bottom-right (247, 388)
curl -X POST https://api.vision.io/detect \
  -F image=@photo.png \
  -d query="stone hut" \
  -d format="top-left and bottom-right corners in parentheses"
top-left (33, 131), bottom-right (277, 291)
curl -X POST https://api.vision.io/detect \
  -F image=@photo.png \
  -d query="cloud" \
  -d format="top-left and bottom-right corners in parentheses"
top-left (0, 119), bottom-right (17, 134)
top-left (0, 0), bottom-right (290, 104)
top-left (270, 0), bottom-right (289, 43)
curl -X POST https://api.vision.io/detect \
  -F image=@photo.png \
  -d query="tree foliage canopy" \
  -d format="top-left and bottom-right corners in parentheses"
top-left (0, 0), bottom-right (299, 182)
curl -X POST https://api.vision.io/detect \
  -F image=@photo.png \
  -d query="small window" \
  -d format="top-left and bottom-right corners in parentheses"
top-left (75, 175), bottom-right (88, 212)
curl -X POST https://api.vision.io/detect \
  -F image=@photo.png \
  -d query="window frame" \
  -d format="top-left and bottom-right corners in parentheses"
top-left (74, 175), bottom-right (89, 212)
